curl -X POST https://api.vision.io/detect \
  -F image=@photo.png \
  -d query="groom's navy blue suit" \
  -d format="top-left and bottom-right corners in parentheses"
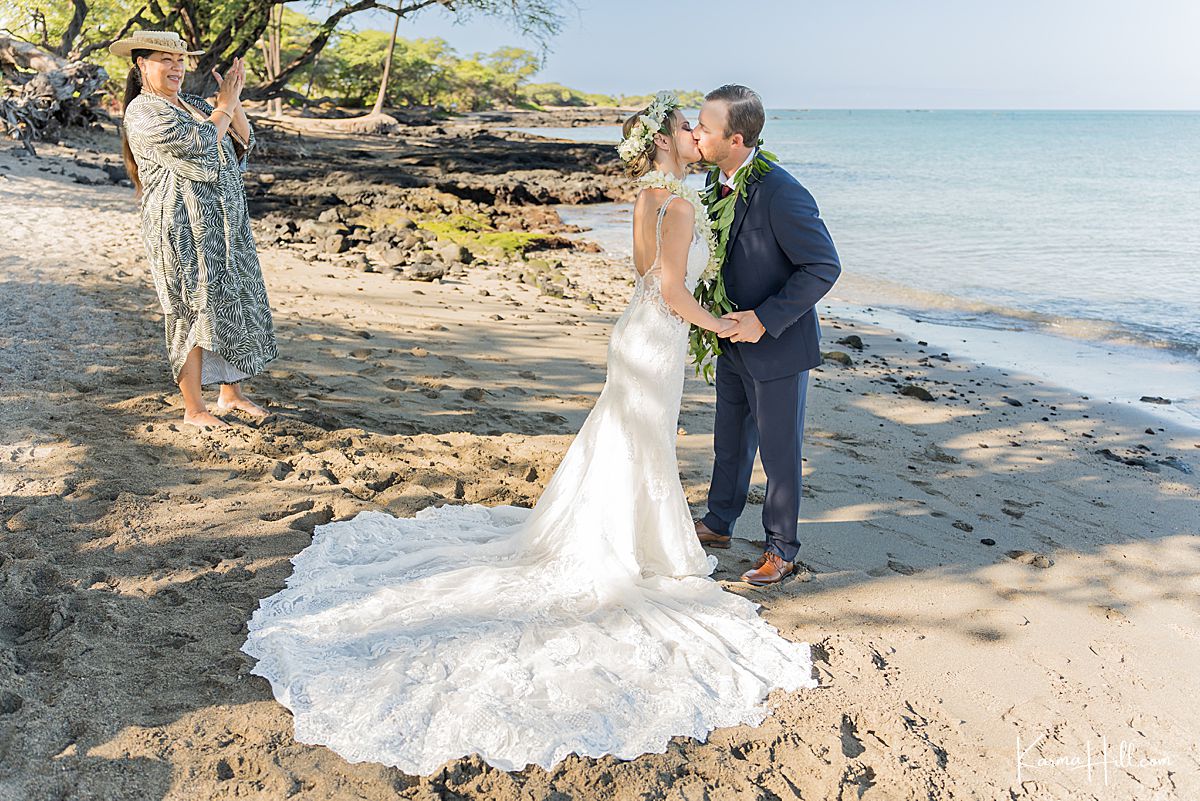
top-left (701, 160), bottom-right (840, 563)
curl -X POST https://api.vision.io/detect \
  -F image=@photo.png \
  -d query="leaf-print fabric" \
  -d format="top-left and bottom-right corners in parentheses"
top-left (124, 92), bottom-right (277, 385)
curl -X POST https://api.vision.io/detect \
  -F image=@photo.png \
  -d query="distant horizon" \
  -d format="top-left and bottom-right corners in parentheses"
top-left (347, 0), bottom-right (1199, 112)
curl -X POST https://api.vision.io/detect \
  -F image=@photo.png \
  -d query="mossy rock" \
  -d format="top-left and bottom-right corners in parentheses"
top-left (821, 350), bottom-right (854, 366)
top-left (421, 216), bottom-right (549, 257)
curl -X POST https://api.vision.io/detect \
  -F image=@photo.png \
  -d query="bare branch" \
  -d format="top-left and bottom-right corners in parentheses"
top-left (75, 4), bottom-right (151, 61)
top-left (0, 28), bottom-right (40, 47)
top-left (32, 9), bottom-right (51, 50)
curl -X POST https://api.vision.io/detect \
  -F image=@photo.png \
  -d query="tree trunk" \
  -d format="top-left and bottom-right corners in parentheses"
top-left (56, 0), bottom-right (90, 58)
top-left (258, 3), bottom-right (284, 117)
top-left (304, 50), bottom-right (322, 99)
top-left (270, 4), bottom-right (283, 116)
top-left (370, 8), bottom-right (401, 116)
top-left (184, 2), bottom-right (273, 98)
top-left (0, 37), bottom-right (108, 154)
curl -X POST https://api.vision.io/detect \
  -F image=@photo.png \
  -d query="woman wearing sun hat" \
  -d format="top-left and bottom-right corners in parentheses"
top-left (112, 30), bottom-right (277, 429)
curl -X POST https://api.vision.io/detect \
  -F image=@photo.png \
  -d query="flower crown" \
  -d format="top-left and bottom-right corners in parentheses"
top-left (616, 91), bottom-right (681, 164)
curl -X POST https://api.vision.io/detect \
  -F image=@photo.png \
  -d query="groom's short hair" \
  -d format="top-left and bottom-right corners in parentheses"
top-left (705, 84), bottom-right (764, 146)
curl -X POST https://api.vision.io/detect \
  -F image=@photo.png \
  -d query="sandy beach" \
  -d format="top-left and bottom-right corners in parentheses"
top-left (2, 116), bottom-right (1198, 800)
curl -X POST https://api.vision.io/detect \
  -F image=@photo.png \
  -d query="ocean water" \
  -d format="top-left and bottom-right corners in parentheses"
top-left (530, 110), bottom-right (1200, 429)
top-left (525, 111), bottom-right (1200, 359)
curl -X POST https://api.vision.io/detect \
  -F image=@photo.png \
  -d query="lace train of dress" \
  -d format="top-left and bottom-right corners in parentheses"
top-left (242, 190), bottom-right (817, 774)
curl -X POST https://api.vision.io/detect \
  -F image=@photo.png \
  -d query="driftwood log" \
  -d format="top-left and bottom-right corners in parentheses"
top-left (0, 37), bottom-right (108, 155)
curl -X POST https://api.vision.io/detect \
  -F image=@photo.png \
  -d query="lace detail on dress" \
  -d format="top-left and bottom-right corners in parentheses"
top-left (632, 272), bottom-right (685, 326)
top-left (241, 178), bottom-right (815, 776)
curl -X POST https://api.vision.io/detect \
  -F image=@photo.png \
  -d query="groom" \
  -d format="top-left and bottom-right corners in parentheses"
top-left (693, 85), bottom-right (841, 586)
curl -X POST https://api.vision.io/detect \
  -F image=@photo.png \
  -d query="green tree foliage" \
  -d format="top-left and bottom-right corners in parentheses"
top-left (1, 1), bottom-right (700, 113)
top-left (0, 0), bottom-right (563, 99)
top-left (519, 84), bottom-right (706, 109)
top-left (522, 82), bottom-right (607, 107)
top-left (311, 32), bottom-right (545, 111)
top-left (614, 90), bottom-right (706, 109)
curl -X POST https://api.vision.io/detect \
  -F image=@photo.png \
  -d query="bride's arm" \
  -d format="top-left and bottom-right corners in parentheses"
top-left (657, 200), bottom-right (733, 333)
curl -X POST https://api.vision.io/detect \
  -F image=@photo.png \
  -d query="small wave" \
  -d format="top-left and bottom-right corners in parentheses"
top-left (830, 273), bottom-right (1200, 361)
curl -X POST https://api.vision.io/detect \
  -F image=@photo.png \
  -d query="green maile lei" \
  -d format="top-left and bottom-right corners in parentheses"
top-left (688, 141), bottom-right (778, 383)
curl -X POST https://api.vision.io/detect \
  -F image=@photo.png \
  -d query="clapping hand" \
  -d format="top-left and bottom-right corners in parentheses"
top-left (211, 56), bottom-right (245, 109)
top-left (717, 310), bottom-right (766, 343)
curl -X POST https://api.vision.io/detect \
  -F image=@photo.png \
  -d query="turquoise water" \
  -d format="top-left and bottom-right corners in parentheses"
top-left (525, 110), bottom-right (1200, 358)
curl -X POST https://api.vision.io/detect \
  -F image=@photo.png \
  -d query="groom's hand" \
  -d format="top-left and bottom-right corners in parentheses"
top-left (721, 310), bottom-right (766, 343)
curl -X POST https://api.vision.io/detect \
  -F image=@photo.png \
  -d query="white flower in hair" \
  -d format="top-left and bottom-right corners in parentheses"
top-left (616, 91), bottom-right (681, 164)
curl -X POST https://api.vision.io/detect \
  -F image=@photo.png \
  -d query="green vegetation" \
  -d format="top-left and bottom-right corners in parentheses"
top-left (421, 215), bottom-right (548, 257)
top-left (520, 84), bottom-right (705, 109)
top-left (0, 0), bottom-right (699, 114)
top-left (0, 0), bottom-right (564, 103)
top-left (265, 19), bottom-right (703, 112)
top-left (304, 31), bottom-right (542, 111)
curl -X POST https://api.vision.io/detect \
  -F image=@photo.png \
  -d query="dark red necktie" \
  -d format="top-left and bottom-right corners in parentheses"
top-left (719, 184), bottom-right (733, 199)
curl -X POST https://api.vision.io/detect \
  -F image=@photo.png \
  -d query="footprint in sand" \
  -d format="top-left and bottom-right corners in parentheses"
top-left (1089, 604), bottom-right (1128, 622)
top-left (0, 691), bottom-right (23, 714)
top-left (1005, 549), bottom-right (1054, 568)
top-left (288, 506), bottom-right (334, 532)
top-left (258, 499), bottom-right (314, 522)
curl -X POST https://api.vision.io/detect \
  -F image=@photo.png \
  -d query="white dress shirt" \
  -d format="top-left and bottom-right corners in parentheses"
top-left (719, 148), bottom-right (758, 189)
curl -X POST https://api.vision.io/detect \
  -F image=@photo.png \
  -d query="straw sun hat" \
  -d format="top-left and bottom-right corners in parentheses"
top-left (109, 30), bottom-right (204, 58)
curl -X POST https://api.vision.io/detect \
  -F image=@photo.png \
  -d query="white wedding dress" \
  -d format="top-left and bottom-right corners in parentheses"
top-left (243, 189), bottom-right (817, 774)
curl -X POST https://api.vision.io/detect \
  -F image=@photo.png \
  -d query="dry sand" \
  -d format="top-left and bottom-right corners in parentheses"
top-left (1, 129), bottom-right (1198, 801)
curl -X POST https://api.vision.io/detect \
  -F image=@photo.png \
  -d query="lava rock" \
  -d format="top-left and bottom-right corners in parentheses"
top-left (835, 334), bottom-right (864, 350)
top-left (407, 263), bottom-right (447, 282)
top-left (437, 242), bottom-right (473, 264)
top-left (323, 234), bottom-right (349, 254)
top-left (900, 384), bottom-right (934, 402)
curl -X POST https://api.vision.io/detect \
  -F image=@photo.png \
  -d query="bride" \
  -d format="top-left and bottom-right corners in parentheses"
top-left (243, 92), bottom-right (817, 774)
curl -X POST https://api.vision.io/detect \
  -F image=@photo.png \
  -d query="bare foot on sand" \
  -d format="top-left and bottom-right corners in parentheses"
top-left (215, 396), bottom-right (270, 419)
top-left (183, 410), bottom-right (230, 430)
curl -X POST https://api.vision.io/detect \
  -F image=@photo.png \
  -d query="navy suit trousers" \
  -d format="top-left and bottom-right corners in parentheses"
top-left (702, 342), bottom-right (809, 563)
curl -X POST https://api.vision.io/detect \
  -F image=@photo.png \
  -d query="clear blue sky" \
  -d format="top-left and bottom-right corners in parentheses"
top-left (349, 0), bottom-right (1199, 109)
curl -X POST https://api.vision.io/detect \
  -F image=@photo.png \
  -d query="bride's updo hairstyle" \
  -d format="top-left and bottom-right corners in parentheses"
top-left (621, 106), bottom-right (680, 179)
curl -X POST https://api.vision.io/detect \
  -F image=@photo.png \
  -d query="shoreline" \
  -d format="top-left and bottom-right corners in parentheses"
top-left (555, 199), bottom-right (1200, 434)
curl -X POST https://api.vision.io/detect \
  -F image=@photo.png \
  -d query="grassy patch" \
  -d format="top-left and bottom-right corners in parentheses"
top-left (421, 215), bottom-right (548, 257)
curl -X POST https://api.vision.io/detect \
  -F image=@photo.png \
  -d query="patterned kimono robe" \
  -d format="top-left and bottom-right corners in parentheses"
top-left (124, 92), bottom-right (277, 385)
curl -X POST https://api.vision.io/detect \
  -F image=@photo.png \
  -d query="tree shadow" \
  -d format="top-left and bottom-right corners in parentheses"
top-left (4, 225), bottom-right (1198, 798)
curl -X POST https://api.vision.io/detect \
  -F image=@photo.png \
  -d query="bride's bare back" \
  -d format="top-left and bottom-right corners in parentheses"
top-left (632, 186), bottom-right (675, 277)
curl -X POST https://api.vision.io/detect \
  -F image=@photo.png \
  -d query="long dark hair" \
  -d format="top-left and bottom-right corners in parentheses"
top-left (120, 49), bottom-right (152, 196)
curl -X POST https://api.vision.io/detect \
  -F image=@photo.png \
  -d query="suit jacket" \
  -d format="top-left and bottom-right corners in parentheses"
top-left (713, 161), bottom-right (841, 381)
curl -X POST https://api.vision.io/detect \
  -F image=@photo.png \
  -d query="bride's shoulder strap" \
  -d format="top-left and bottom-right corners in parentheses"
top-left (655, 195), bottom-right (676, 244)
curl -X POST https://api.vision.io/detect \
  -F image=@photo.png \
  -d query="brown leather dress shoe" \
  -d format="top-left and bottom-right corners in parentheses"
top-left (694, 519), bottom-right (731, 549)
top-left (740, 552), bottom-right (794, 586)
